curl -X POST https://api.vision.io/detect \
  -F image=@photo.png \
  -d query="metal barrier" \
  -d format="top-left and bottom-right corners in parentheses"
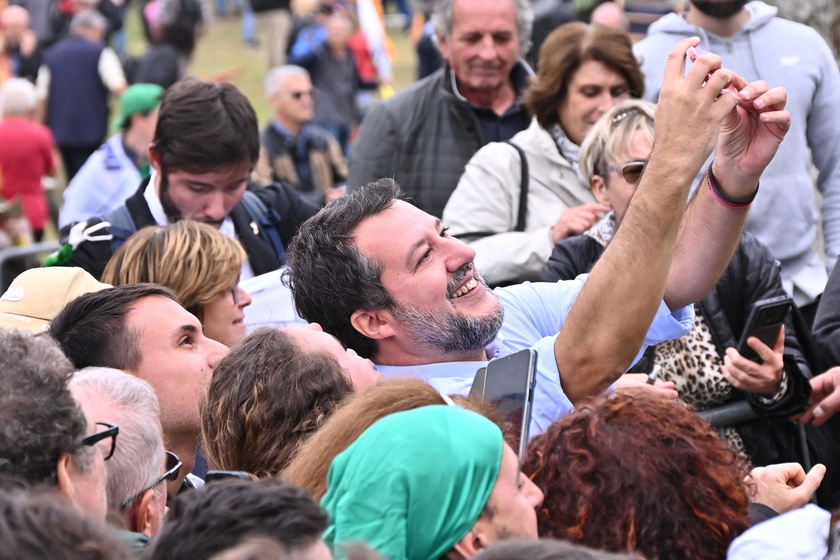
top-left (0, 241), bottom-right (61, 292)
top-left (698, 399), bottom-right (812, 472)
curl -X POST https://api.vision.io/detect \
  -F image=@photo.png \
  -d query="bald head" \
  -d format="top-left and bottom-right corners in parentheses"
top-left (1, 6), bottom-right (30, 41)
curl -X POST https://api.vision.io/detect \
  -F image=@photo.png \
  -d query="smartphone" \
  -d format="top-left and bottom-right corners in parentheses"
top-left (204, 470), bottom-right (253, 483)
top-left (470, 349), bottom-right (537, 459)
top-left (737, 295), bottom-right (792, 362)
top-left (686, 46), bottom-right (737, 93)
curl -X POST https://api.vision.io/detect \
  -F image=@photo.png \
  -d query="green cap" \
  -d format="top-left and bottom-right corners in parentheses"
top-left (110, 83), bottom-right (164, 132)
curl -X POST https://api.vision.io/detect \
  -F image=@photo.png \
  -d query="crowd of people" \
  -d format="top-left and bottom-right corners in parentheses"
top-left (1, 0), bottom-right (840, 558)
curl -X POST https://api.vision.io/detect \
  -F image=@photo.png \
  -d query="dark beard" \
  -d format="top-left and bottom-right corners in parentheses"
top-left (158, 169), bottom-right (184, 223)
top-left (691, 0), bottom-right (748, 19)
top-left (391, 269), bottom-right (505, 355)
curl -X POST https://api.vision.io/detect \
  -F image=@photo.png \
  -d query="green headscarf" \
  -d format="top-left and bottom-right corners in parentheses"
top-left (321, 405), bottom-right (504, 560)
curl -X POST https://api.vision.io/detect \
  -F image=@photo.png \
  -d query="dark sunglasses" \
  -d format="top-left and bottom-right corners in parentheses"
top-left (289, 89), bottom-right (315, 100)
top-left (81, 422), bottom-right (119, 461)
top-left (607, 160), bottom-right (646, 184)
top-left (120, 451), bottom-right (182, 509)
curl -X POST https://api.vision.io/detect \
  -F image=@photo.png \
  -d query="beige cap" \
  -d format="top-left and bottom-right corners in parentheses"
top-left (0, 267), bottom-right (111, 335)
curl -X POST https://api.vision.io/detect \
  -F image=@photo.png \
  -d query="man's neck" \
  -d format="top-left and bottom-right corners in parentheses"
top-left (375, 344), bottom-right (487, 367)
top-left (687, 4), bottom-right (749, 37)
top-left (164, 432), bottom-right (198, 494)
top-left (457, 79), bottom-right (517, 117)
top-left (275, 115), bottom-right (301, 138)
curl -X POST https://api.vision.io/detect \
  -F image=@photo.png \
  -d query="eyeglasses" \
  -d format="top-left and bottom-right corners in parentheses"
top-left (81, 422), bottom-right (119, 461)
top-left (606, 160), bottom-right (647, 184)
top-left (288, 89), bottom-right (315, 100)
top-left (120, 451), bottom-right (182, 509)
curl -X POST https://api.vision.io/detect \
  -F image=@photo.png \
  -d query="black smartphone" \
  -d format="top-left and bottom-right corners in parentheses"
top-left (469, 349), bottom-right (537, 459)
top-left (737, 296), bottom-right (792, 362)
top-left (204, 470), bottom-right (253, 483)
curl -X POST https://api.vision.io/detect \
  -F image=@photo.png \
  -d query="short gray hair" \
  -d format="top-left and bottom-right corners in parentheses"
top-left (69, 8), bottom-right (106, 36)
top-left (264, 65), bottom-right (310, 97)
top-left (1, 78), bottom-right (36, 117)
top-left (431, 0), bottom-right (533, 55)
top-left (69, 367), bottom-right (164, 525)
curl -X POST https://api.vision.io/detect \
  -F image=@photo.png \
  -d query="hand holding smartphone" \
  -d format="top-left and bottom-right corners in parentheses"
top-left (737, 296), bottom-right (792, 363)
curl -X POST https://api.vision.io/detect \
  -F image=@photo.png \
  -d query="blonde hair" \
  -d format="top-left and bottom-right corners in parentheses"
top-left (579, 99), bottom-right (656, 183)
top-left (101, 220), bottom-right (246, 316)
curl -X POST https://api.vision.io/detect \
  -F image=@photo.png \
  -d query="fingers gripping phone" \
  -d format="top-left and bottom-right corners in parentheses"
top-left (737, 296), bottom-right (792, 363)
top-left (687, 46), bottom-right (738, 93)
top-left (469, 349), bottom-right (537, 459)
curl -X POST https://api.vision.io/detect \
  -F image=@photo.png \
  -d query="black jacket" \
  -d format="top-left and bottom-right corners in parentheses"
top-left (541, 232), bottom-right (812, 467)
top-left (814, 264), bottom-right (840, 370)
top-left (59, 179), bottom-right (319, 280)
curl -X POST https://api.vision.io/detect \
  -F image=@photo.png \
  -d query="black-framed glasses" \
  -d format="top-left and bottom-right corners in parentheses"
top-left (81, 422), bottom-right (119, 461)
top-left (607, 160), bottom-right (647, 184)
top-left (231, 286), bottom-right (239, 305)
top-left (120, 451), bottom-right (182, 509)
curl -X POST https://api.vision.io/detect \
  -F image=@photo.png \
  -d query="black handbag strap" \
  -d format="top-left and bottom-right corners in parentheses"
top-left (453, 141), bottom-right (530, 238)
top-left (505, 140), bottom-right (529, 232)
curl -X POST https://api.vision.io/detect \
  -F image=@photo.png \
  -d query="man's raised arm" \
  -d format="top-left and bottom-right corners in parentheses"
top-left (554, 38), bottom-right (790, 405)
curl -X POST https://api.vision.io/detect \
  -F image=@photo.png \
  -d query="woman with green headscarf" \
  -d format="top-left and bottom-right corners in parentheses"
top-left (321, 405), bottom-right (544, 560)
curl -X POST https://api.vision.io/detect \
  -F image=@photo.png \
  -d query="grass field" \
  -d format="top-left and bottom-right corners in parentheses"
top-left (124, 8), bottom-right (418, 123)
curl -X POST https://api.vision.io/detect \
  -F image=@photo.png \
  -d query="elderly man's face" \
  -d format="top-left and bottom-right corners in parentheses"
top-left (351, 201), bottom-right (503, 360)
top-left (436, 0), bottom-right (521, 102)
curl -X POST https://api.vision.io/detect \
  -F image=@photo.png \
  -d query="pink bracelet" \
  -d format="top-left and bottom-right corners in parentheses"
top-left (706, 165), bottom-right (758, 210)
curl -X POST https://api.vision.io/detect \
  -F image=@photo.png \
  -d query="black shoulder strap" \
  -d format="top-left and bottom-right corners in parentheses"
top-left (240, 190), bottom-right (287, 265)
top-left (453, 141), bottom-right (530, 239)
top-left (505, 140), bottom-right (529, 232)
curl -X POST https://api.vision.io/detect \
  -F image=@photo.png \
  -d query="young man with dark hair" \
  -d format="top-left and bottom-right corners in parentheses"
top-left (50, 283), bottom-right (227, 495)
top-left (59, 77), bottom-right (319, 280)
top-left (146, 478), bottom-right (331, 560)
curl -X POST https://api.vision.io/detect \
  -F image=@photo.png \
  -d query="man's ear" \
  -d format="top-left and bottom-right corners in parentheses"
top-left (451, 524), bottom-right (493, 559)
top-left (55, 453), bottom-right (78, 502)
top-left (436, 32), bottom-right (450, 62)
top-left (350, 309), bottom-right (397, 341)
top-left (147, 144), bottom-right (161, 172)
top-left (590, 175), bottom-right (612, 208)
top-left (131, 488), bottom-right (163, 537)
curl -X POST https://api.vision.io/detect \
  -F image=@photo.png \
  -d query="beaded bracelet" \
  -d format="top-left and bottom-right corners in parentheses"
top-left (706, 164), bottom-right (759, 210)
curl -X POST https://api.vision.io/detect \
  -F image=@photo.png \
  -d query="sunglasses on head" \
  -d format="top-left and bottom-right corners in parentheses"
top-left (606, 160), bottom-right (647, 184)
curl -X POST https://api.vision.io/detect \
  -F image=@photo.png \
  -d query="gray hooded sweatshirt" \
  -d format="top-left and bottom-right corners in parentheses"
top-left (634, 1), bottom-right (840, 293)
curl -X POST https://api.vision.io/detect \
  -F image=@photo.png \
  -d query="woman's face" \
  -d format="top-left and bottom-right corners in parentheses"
top-left (289, 324), bottom-right (383, 391)
top-left (201, 286), bottom-right (252, 347)
top-left (591, 129), bottom-right (652, 219)
top-left (557, 59), bottom-right (632, 145)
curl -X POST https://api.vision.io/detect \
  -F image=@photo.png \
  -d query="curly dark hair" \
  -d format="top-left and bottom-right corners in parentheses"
top-left (201, 328), bottom-right (353, 477)
top-left (523, 394), bottom-right (750, 560)
top-left (283, 178), bottom-right (400, 358)
top-left (0, 331), bottom-right (89, 485)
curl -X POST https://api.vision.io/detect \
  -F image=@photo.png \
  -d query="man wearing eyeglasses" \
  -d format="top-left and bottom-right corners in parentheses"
top-left (70, 367), bottom-right (175, 553)
top-left (0, 330), bottom-right (113, 523)
top-left (253, 65), bottom-right (347, 207)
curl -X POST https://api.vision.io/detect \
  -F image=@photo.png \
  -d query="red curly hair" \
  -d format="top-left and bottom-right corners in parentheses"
top-left (523, 394), bottom-right (750, 560)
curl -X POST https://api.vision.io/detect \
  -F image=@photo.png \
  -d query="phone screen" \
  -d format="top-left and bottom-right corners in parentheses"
top-left (478, 349), bottom-right (537, 458)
